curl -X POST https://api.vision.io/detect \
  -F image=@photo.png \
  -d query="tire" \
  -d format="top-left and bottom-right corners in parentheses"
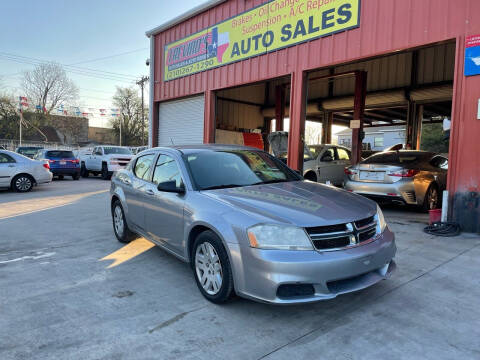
top-left (101, 163), bottom-right (111, 180)
top-left (422, 184), bottom-right (439, 212)
top-left (304, 172), bottom-right (317, 182)
top-left (192, 231), bottom-right (234, 304)
top-left (80, 162), bottom-right (89, 178)
top-left (72, 173), bottom-right (80, 180)
top-left (111, 200), bottom-right (136, 243)
top-left (12, 174), bottom-right (34, 192)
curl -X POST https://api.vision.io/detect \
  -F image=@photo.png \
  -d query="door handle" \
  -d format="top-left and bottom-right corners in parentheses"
top-left (145, 189), bottom-right (155, 196)
top-left (8, 165), bottom-right (15, 168)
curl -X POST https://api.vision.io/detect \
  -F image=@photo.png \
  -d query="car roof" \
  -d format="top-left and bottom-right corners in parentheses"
top-left (151, 144), bottom-right (262, 154)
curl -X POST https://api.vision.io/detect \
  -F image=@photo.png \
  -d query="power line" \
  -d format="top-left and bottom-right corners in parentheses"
top-left (67, 47), bottom-right (148, 66)
top-left (0, 53), bottom-right (139, 83)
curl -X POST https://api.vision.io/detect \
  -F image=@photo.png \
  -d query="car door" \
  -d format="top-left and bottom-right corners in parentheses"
top-left (317, 147), bottom-right (338, 184)
top-left (335, 147), bottom-right (352, 185)
top-left (143, 153), bottom-right (185, 254)
top-left (0, 153), bottom-right (17, 187)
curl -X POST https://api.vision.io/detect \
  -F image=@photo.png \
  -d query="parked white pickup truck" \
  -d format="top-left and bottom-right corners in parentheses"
top-left (80, 145), bottom-right (133, 180)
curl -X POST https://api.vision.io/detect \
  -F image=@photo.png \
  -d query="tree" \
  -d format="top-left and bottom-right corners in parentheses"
top-left (421, 123), bottom-right (449, 154)
top-left (22, 62), bottom-right (78, 114)
top-left (0, 94), bottom-right (19, 139)
top-left (110, 87), bottom-right (148, 146)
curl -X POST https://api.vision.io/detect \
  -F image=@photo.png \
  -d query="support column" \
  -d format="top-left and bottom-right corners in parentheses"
top-left (321, 113), bottom-right (328, 144)
top-left (351, 71), bottom-right (367, 165)
top-left (405, 100), bottom-right (416, 149)
top-left (415, 104), bottom-right (423, 150)
top-left (204, 90), bottom-right (216, 143)
top-left (275, 85), bottom-right (286, 132)
top-left (326, 112), bottom-right (333, 144)
top-left (287, 71), bottom-right (307, 171)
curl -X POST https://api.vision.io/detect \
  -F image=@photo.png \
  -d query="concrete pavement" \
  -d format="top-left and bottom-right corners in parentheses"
top-left (1, 178), bottom-right (479, 360)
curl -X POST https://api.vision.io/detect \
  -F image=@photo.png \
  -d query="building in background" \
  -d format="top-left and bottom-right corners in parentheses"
top-left (337, 126), bottom-right (405, 151)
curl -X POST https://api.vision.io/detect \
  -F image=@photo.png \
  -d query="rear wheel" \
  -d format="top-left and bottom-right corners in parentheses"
top-left (72, 173), bottom-right (80, 180)
top-left (12, 174), bottom-right (34, 192)
top-left (112, 200), bottom-right (136, 243)
top-left (422, 184), bottom-right (439, 212)
top-left (192, 231), bottom-right (234, 304)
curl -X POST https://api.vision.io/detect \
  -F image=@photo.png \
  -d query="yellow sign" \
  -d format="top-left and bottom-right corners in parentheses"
top-left (164, 0), bottom-right (360, 81)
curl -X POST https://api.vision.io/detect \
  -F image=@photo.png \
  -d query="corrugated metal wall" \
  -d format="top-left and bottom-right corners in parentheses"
top-left (154, 0), bottom-right (477, 103)
top-left (216, 99), bottom-right (263, 130)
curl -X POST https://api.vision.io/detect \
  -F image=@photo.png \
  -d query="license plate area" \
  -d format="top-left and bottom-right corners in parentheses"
top-left (359, 171), bottom-right (385, 181)
top-left (60, 161), bottom-right (67, 165)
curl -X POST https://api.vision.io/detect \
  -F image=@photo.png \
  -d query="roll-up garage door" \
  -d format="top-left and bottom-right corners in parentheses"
top-left (158, 95), bottom-right (205, 146)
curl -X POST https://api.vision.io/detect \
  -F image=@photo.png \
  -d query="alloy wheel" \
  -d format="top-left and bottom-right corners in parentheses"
top-left (16, 176), bottom-right (32, 191)
top-left (195, 242), bottom-right (223, 295)
top-left (113, 205), bottom-right (124, 238)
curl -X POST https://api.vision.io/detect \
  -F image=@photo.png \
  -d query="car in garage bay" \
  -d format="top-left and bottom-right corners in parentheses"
top-left (0, 149), bottom-right (52, 192)
top-left (110, 145), bottom-right (396, 304)
top-left (344, 151), bottom-right (447, 211)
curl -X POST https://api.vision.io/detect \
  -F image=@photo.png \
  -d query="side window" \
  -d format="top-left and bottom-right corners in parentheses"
top-left (96, 148), bottom-right (103, 155)
top-left (0, 153), bottom-right (15, 163)
top-left (134, 154), bottom-right (155, 180)
top-left (336, 148), bottom-right (350, 160)
top-left (320, 148), bottom-right (336, 161)
top-left (152, 155), bottom-right (182, 188)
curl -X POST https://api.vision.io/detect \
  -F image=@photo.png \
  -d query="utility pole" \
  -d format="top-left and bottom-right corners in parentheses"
top-left (136, 76), bottom-right (149, 146)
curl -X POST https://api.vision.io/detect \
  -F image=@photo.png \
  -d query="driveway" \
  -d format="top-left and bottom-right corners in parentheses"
top-left (1, 178), bottom-right (479, 359)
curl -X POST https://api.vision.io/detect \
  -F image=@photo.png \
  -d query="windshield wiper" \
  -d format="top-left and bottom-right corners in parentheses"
top-left (201, 184), bottom-right (244, 190)
top-left (252, 179), bottom-right (290, 185)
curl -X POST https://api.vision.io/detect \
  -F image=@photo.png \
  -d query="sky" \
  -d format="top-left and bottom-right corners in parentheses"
top-left (0, 0), bottom-right (206, 127)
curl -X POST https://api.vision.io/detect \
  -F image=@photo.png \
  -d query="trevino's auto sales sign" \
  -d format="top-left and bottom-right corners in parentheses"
top-left (163, 0), bottom-right (360, 81)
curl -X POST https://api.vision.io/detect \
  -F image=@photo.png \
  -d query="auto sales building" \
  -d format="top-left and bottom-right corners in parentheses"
top-left (147, 0), bottom-right (480, 232)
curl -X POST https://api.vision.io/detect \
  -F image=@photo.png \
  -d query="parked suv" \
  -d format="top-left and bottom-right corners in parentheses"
top-left (34, 149), bottom-right (80, 180)
top-left (82, 145), bottom-right (133, 180)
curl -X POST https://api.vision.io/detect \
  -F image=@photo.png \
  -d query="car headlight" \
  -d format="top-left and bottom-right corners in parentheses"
top-left (247, 224), bottom-right (313, 250)
top-left (375, 204), bottom-right (387, 234)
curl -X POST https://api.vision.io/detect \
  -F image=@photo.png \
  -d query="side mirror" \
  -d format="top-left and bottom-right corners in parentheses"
top-left (321, 155), bottom-right (333, 162)
top-left (157, 180), bottom-right (185, 194)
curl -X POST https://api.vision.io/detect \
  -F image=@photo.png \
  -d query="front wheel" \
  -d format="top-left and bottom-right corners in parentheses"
top-left (101, 163), bottom-right (111, 180)
top-left (192, 231), bottom-right (234, 304)
top-left (422, 184), bottom-right (439, 212)
top-left (111, 200), bottom-right (136, 243)
top-left (80, 162), bottom-right (89, 178)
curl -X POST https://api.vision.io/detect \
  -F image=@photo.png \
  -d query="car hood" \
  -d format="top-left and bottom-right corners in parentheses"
top-left (202, 181), bottom-right (377, 227)
top-left (104, 154), bottom-right (133, 159)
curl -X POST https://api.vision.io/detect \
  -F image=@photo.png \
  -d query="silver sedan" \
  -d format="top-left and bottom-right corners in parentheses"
top-left (110, 145), bottom-right (396, 304)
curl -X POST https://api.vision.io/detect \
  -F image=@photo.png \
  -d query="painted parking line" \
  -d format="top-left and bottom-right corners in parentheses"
top-left (100, 238), bottom-right (155, 268)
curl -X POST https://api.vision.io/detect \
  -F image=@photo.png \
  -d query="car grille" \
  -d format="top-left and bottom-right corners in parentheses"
top-left (305, 215), bottom-right (378, 251)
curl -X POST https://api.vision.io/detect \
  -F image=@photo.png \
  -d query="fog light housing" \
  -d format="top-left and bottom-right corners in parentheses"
top-left (276, 284), bottom-right (315, 299)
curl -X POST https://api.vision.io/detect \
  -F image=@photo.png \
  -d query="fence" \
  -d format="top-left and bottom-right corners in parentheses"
top-left (0, 139), bottom-right (78, 152)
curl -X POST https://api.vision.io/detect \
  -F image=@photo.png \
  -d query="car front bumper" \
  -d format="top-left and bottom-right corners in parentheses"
top-left (107, 164), bottom-right (129, 172)
top-left (230, 228), bottom-right (396, 304)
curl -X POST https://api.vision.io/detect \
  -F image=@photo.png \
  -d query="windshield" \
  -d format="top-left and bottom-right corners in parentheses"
top-left (46, 151), bottom-right (74, 158)
top-left (103, 147), bottom-right (132, 155)
top-left (362, 152), bottom-right (430, 165)
top-left (184, 150), bottom-right (301, 190)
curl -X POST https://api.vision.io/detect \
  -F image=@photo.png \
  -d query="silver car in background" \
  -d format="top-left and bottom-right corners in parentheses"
top-left (110, 145), bottom-right (396, 304)
top-left (0, 150), bottom-right (52, 192)
top-left (344, 151), bottom-right (448, 211)
top-left (303, 144), bottom-right (351, 185)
